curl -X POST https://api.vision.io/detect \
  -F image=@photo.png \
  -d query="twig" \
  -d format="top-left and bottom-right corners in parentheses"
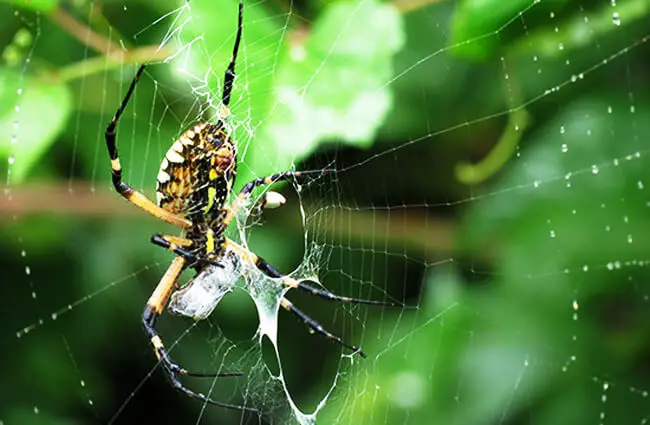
top-left (50, 6), bottom-right (122, 57)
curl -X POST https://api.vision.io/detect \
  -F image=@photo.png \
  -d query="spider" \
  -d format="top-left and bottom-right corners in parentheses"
top-left (105, 1), bottom-right (396, 413)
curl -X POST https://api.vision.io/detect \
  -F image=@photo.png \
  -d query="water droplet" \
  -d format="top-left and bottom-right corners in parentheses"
top-left (607, 105), bottom-right (613, 113)
top-left (628, 234), bottom-right (633, 244)
top-left (33, 407), bottom-right (39, 414)
top-left (573, 300), bottom-right (579, 310)
top-left (51, 313), bottom-right (58, 320)
top-left (550, 230), bottom-right (556, 238)
top-left (550, 11), bottom-right (555, 18)
top-left (20, 250), bottom-right (26, 257)
top-left (638, 181), bottom-right (644, 189)
top-left (583, 265), bottom-right (589, 272)
top-left (558, 43), bottom-right (564, 50)
top-left (7, 155), bottom-right (15, 165)
top-left (612, 12), bottom-right (621, 25)
top-left (560, 126), bottom-right (565, 134)
top-left (592, 165), bottom-right (599, 174)
top-left (561, 144), bottom-right (568, 152)
top-left (630, 105), bottom-right (636, 113)
top-left (25, 266), bottom-right (30, 275)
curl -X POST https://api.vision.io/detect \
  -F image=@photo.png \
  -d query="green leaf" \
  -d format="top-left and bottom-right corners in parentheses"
top-left (511, 0), bottom-right (650, 59)
top-left (255, 0), bottom-right (405, 175)
top-left (450, 0), bottom-right (568, 60)
top-left (0, 0), bottom-right (58, 13)
top-left (0, 70), bottom-right (72, 183)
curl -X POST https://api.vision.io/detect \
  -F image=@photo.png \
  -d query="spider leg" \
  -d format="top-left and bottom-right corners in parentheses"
top-left (221, 1), bottom-right (243, 108)
top-left (225, 239), bottom-right (397, 357)
top-left (225, 238), bottom-right (399, 306)
top-left (280, 297), bottom-right (366, 358)
top-left (151, 234), bottom-right (223, 269)
top-left (256, 257), bottom-right (400, 307)
top-left (223, 170), bottom-right (327, 226)
top-left (143, 257), bottom-right (257, 413)
top-left (105, 65), bottom-right (191, 229)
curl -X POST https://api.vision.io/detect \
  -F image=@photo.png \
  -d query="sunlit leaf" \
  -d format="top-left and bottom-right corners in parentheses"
top-left (450, 0), bottom-right (566, 60)
top-left (0, 70), bottom-right (72, 183)
top-left (1, 0), bottom-right (58, 13)
top-left (256, 0), bottom-right (405, 174)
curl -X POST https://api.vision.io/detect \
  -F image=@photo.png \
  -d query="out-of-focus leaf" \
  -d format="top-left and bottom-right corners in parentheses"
top-left (450, 0), bottom-right (569, 60)
top-left (511, 0), bottom-right (650, 59)
top-left (0, 70), bottom-right (72, 183)
top-left (179, 0), bottom-right (404, 182)
top-left (1, 0), bottom-right (57, 13)
top-left (257, 0), bottom-right (404, 173)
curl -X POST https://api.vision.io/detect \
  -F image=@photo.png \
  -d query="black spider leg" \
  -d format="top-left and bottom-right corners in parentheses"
top-left (256, 257), bottom-right (400, 308)
top-left (105, 64), bottom-right (190, 229)
top-left (246, 249), bottom-right (400, 358)
top-left (224, 170), bottom-right (327, 227)
top-left (225, 239), bottom-right (400, 357)
top-left (240, 170), bottom-right (327, 195)
top-left (142, 257), bottom-right (258, 413)
top-left (279, 297), bottom-right (367, 358)
top-left (222, 1), bottom-right (243, 107)
top-left (151, 234), bottom-right (224, 269)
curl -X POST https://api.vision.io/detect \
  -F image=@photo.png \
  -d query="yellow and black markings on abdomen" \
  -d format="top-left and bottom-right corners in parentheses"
top-left (155, 121), bottom-right (237, 221)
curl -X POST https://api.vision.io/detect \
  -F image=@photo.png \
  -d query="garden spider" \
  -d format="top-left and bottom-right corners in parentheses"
top-left (105, 1), bottom-right (396, 413)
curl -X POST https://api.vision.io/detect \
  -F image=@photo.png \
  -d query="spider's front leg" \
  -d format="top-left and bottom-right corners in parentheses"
top-left (105, 65), bottom-right (191, 229)
top-left (223, 169), bottom-right (327, 226)
top-left (142, 256), bottom-right (256, 412)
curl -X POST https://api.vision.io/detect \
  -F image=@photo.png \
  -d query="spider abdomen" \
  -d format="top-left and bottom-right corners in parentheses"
top-left (156, 121), bottom-right (237, 220)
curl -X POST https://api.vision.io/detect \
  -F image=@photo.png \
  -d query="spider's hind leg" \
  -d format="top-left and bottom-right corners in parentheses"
top-left (280, 297), bottom-right (367, 358)
top-left (225, 238), bottom-right (400, 357)
top-left (143, 257), bottom-right (256, 412)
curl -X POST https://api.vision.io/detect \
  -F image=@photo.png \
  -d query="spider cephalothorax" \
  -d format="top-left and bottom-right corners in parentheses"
top-left (104, 1), bottom-right (397, 414)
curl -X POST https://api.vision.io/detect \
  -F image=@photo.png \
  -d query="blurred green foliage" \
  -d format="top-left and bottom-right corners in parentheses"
top-left (1, 0), bottom-right (650, 424)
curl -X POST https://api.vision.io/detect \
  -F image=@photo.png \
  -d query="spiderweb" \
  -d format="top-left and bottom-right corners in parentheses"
top-left (2, 0), bottom-right (650, 424)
